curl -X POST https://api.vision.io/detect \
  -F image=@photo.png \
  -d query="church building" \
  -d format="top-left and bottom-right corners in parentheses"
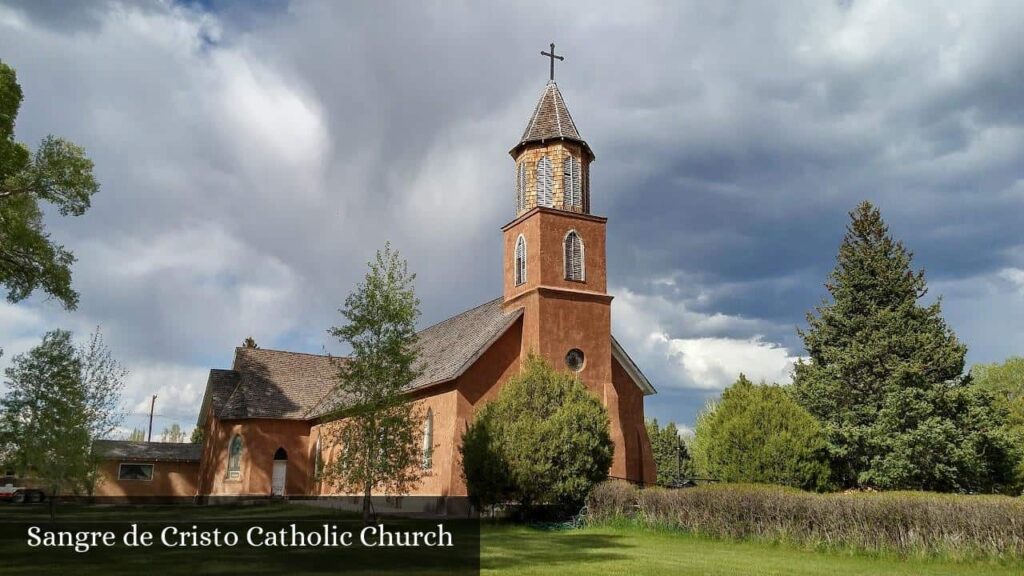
top-left (93, 71), bottom-right (658, 504)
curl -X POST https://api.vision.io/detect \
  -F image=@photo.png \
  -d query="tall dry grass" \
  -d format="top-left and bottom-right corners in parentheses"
top-left (587, 481), bottom-right (1024, 559)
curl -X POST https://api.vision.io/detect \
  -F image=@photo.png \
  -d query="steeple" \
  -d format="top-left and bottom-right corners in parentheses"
top-left (510, 81), bottom-right (595, 218)
top-left (511, 82), bottom-right (594, 161)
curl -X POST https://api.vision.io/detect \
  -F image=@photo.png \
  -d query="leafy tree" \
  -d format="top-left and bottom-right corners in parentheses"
top-left (161, 423), bottom-right (185, 443)
top-left (190, 426), bottom-right (204, 444)
top-left (692, 374), bottom-right (830, 490)
top-left (793, 202), bottom-right (1014, 492)
top-left (461, 355), bottom-right (613, 513)
top-left (0, 329), bottom-right (125, 518)
top-left (320, 243), bottom-right (423, 523)
top-left (972, 357), bottom-right (1024, 491)
top-left (128, 428), bottom-right (145, 442)
top-left (0, 60), bottom-right (99, 311)
top-left (646, 418), bottom-right (691, 486)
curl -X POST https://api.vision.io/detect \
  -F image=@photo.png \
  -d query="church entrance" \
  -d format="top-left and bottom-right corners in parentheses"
top-left (272, 447), bottom-right (287, 496)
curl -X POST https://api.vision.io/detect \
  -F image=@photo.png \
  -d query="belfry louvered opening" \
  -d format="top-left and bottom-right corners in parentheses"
top-left (563, 155), bottom-right (582, 211)
top-left (515, 162), bottom-right (526, 213)
top-left (536, 156), bottom-right (553, 207)
top-left (564, 230), bottom-right (584, 281)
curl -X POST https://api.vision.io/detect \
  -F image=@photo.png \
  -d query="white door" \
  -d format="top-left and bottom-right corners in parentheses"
top-left (272, 461), bottom-right (286, 496)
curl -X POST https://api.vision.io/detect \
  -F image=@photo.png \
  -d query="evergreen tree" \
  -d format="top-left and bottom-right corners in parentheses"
top-left (461, 355), bottom-right (613, 514)
top-left (320, 243), bottom-right (424, 523)
top-left (793, 202), bottom-right (1014, 492)
top-left (692, 374), bottom-right (830, 490)
top-left (645, 418), bottom-right (691, 486)
top-left (128, 428), bottom-right (145, 442)
top-left (190, 426), bottom-right (204, 444)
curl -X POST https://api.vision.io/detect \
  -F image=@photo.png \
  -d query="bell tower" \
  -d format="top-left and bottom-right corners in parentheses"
top-left (502, 50), bottom-right (612, 394)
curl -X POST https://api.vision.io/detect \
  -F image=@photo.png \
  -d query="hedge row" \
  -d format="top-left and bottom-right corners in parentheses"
top-left (586, 481), bottom-right (1024, 559)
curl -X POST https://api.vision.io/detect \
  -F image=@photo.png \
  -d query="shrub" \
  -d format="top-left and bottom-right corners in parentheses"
top-left (586, 482), bottom-right (1024, 560)
top-left (461, 354), bottom-right (613, 513)
top-left (692, 375), bottom-right (830, 490)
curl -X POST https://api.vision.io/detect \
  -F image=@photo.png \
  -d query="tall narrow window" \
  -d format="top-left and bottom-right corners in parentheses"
top-left (515, 162), bottom-right (526, 213)
top-left (515, 235), bottom-right (527, 285)
top-left (564, 231), bottom-right (584, 281)
top-left (422, 408), bottom-right (434, 470)
top-left (536, 156), bottom-right (553, 207)
top-left (563, 156), bottom-right (581, 210)
top-left (314, 435), bottom-right (322, 477)
top-left (227, 434), bottom-right (243, 480)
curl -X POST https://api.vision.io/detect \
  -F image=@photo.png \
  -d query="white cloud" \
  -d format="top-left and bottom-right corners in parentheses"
top-left (656, 334), bottom-right (798, 390)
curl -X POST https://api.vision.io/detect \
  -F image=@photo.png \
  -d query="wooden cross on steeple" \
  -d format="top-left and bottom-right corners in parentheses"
top-left (541, 43), bottom-right (564, 82)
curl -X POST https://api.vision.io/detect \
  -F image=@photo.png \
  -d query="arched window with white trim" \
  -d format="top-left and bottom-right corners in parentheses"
top-left (515, 162), bottom-right (526, 213)
top-left (563, 155), bottom-right (581, 210)
top-left (536, 156), bottom-right (553, 207)
top-left (227, 434), bottom-right (243, 480)
top-left (515, 235), bottom-right (527, 286)
top-left (422, 408), bottom-right (434, 470)
top-left (564, 230), bottom-right (584, 281)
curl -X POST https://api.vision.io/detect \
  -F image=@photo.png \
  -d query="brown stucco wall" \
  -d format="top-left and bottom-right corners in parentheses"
top-left (94, 460), bottom-right (199, 498)
top-left (199, 418), bottom-right (312, 497)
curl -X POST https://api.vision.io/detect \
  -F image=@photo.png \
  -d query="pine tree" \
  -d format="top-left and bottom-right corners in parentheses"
top-left (645, 419), bottom-right (691, 487)
top-left (793, 202), bottom-right (1014, 492)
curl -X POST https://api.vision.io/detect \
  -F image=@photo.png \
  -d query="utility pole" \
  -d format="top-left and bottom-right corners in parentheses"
top-left (147, 395), bottom-right (157, 442)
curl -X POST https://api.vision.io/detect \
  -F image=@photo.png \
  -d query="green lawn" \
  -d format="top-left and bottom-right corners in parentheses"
top-left (1, 503), bottom-right (1021, 575)
top-left (482, 524), bottom-right (1023, 576)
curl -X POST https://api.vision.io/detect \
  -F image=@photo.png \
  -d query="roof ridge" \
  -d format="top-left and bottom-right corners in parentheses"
top-left (235, 346), bottom-right (336, 359)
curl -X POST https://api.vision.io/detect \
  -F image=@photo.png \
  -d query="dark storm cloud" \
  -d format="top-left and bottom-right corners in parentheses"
top-left (1, 0), bottom-right (1022, 431)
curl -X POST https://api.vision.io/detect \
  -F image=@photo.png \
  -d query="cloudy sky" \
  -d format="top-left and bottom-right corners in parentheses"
top-left (1, 0), bottom-right (1022, 437)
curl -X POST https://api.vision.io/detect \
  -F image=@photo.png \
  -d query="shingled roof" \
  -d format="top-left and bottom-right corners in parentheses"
top-left (205, 298), bottom-right (523, 422)
top-left (94, 440), bottom-right (202, 462)
top-left (196, 296), bottom-right (652, 424)
top-left (512, 82), bottom-right (593, 160)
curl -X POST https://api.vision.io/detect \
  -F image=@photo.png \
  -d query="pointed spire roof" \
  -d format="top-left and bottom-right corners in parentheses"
top-left (511, 81), bottom-right (594, 160)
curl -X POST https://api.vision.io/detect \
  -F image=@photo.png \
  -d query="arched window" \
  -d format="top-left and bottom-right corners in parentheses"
top-left (564, 231), bottom-right (584, 281)
top-left (422, 408), bottom-right (434, 470)
top-left (563, 155), bottom-right (581, 210)
top-left (515, 162), bottom-right (527, 213)
top-left (227, 434), bottom-right (243, 480)
top-left (536, 156), bottom-right (553, 207)
top-left (314, 435), bottom-right (322, 477)
top-left (515, 235), bottom-right (527, 286)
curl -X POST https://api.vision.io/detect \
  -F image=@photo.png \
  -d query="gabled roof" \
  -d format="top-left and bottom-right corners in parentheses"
top-left (206, 298), bottom-right (524, 422)
top-left (219, 348), bottom-right (339, 421)
top-left (94, 440), bottom-right (202, 462)
top-left (197, 297), bottom-right (656, 424)
top-left (512, 82), bottom-right (593, 160)
top-left (612, 336), bottom-right (657, 396)
top-left (310, 298), bottom-right (524, 418)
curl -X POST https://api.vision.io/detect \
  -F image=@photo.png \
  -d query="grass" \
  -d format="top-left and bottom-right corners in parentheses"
top-left (2, 502), bottom-right (1022, 575)
top-left (482, 523), bottom-right (1024, 576)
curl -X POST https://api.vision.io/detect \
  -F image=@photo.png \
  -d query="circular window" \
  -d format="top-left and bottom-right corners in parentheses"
top-left (565, 348), bottom-right (585, 373)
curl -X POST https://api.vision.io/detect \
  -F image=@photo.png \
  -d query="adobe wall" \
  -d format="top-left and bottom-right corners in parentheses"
top-left (311, 387), bottom-right (460, 498)
top-left (201, 417), bottom-right (312, 497)
top-left (612, 356), bottom-right (657, 485)
top-left (93, 460), bottom-right (199, 498)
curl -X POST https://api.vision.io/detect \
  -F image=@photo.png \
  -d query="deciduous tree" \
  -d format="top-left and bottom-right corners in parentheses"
top-left (320, 243), bottom-right (423, 523)
top-left (0, 329), bottom-right (125, 518)
top-left (0, 60), bottom-right (99, 311)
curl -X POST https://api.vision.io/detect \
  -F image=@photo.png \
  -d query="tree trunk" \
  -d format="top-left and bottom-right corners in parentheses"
top-left (49, 484), bottom-right (59, 522)
top-left (362, 481), bottom-right (372, 525)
